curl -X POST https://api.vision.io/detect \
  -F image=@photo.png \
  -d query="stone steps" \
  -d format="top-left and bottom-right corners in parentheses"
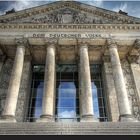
top-left (0, 122), bottom-right (140, 135)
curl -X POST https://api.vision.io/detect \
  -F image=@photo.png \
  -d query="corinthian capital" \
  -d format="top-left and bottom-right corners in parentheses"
top-left (44, 38), bottom-right (58, 46)
top-left (107, 38), bottom-right (117, 49)
top-left (134, 39), bottom-right (140, 51)
top-left (78, 39), bottom-right (89, 46)
top-left (15, 38), bottom-right (27, 46)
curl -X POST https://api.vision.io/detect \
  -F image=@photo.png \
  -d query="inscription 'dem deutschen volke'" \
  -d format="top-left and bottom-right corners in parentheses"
top-left (32, 33), bottom-right (102, 39)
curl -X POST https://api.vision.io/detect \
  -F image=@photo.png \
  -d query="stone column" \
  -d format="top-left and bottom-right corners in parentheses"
top-left (1, 38), bottom-right (26, 122)
top-left (102, 58), bottom-right (120, 122)
top-left (107, 38), bottom-right (136, 122)
top-left (79, 43), bottom-right (97, 122)
top-left (0, 55), bottom-right (6, 74)
top-left (38, 43), bottom-right (56, 122)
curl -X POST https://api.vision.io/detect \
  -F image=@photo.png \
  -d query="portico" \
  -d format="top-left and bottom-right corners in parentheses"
top-left (0, 1), bottom-right (140, 124)
top-left (0, 35), bottom-right (139, 123)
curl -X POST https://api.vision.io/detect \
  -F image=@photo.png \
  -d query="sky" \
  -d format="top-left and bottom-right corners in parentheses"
top-left (34, 81), bottom-right (100, 120)
top-left (0, 0), bottom-right (140, 18)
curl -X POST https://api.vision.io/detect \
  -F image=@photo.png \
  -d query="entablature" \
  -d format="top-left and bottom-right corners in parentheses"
top-left (0, 24), bottom-right (140, 31)
top-left (0, 37), bottom-right (139, 64)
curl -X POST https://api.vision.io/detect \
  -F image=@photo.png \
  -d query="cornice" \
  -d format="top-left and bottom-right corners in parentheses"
top-left (0, 24), bottom-right (140, 30)
top-left (0, 1), bottom-right (139, 24)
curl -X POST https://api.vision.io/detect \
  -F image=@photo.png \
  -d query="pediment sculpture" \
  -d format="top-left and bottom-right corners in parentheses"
top-left (13, 8), bottom-right (105, 24)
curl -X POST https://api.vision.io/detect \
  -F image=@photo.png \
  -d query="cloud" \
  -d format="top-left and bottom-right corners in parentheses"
top-left (0, 0), bottom-right (54, 15)
top-left (6, 1), bottom-right (48, 11)
top-left (113, 3), bottom-right (128, 12)
top-left (0, 11), bottom-right (4, 16)
top-left (58, 110), bottom-right (76, 118)
top-left (0, 0), bottom-right (140, 18)
top-left (1, 0), bottom-right (104, 13)
top-left (85, 0), bottom-right (103, 7)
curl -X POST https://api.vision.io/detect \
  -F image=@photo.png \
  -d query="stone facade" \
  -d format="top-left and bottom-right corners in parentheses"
top-left (130, 63), bottom-right (140, 120)
top-left (122, 60), bottom-right (140, 120)
top-left (102, 62), bottom-right (119, 122)
top-left (15, 59), bottom-right (32, 122)
top-left (0, 59), bottom-right (13, 117)
top-left (0, 1), bottom-right (140, 125)
top-left (0, 59), bottom-right (32, 122)
top-left (0, 59), bottom-right (140, 122)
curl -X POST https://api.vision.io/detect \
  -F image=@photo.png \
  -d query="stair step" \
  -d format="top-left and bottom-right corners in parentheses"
top-left (0, 122), bottom-right (140, 135)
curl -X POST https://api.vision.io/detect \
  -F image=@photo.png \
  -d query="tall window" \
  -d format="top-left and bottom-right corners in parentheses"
top-left (27, 64), bottom-right (107, 122)
top-left (27, 65), bottom-right (44, 122)
top-left (56, 64), bottom-right (79, 122)
top-left (91, 64), bottom-right (108, 122)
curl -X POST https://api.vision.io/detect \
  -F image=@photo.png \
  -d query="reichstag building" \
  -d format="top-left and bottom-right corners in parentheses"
top-left (0, 0), bottom-right (140, 135)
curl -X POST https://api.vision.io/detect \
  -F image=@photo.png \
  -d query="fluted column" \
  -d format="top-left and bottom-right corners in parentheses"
top-left (79, 43), bottom-right (97, 122)
top-left (0, 38), bottom-right (26, 122)
top-left (38, 43), bottom-right (56, 122)
top-left (107, 38), bottom-right (136, 122)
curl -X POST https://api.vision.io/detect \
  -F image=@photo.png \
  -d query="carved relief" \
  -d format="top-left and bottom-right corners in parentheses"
top-left (122, 60), bottom-right (140, 120)
top-left (0, 1), bottom-right (140, 25)
top-left (12, 8), bottom-right (113, 24)
top-left (15, 38), bottom-right (28, 46)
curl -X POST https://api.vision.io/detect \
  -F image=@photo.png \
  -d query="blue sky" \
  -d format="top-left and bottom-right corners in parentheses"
top-left (0, 0), bottom-right (140, 18)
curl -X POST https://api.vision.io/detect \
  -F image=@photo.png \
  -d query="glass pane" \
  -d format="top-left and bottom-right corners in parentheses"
top-left (91, 64), bottom-right (108, 122)
top-left (57, 82), bottom-right (77, 119)
top-left (34, 81), bottom-right (43, 118)
top-left (56, 64), bottom-right (79, 122)
top-left (57, 99), bottom-right (76, 108)
top-left (57, 108), bottom-right (76, 118)
top-left (27, 65), bottom-right (44, 122)
top-left (92, 82), bottom-right (100, 118)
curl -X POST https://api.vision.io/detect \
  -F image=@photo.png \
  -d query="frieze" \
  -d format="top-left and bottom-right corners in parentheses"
top-left (0, 24), bottom-right (140, 31)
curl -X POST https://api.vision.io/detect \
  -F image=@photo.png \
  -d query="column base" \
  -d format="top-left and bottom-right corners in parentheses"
top-left (36, 114), bottom-right (55, 122)
top-left (0, 115), bottom-right (16, 123)
top-left (80, 115), bottom-right (99, 122)
top-left (119, 114), bottom-right (138, 122)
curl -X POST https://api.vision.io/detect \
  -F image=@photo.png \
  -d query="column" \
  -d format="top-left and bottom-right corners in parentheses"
top-left (0, 55), bottom-right (6, 74)
top-left (79, 43), bottom-right (97, 122)
top-left (102, 59), bottom-right (120, 122)
top-left (1, 38), bottom-right (26, 122)
top-left (38, 43), bottom-right (56, 122)
top-left (107, 38), bottom-right (137, 122)
top-left (0, 48), bottom-right (6, 73)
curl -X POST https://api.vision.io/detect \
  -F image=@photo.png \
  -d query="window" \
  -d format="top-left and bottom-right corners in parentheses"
top-left (27, 65), bottom-right (44, 122)
top-left (56, 64), bottom-right (79, 122)
top-left (27, 64), bottom-right (107, 122)
top-left (91, 64), bottom-right (108, 122)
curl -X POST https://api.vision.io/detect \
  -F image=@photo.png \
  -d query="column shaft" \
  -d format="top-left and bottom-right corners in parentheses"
top-left (80, 44), bottom-right (97, 122)
top-left (1, 45), bottom-right (25, 122)
top-left (39, 44), bottom-right (55, 122)
top-left (108, 39), bottom-right (136, 122)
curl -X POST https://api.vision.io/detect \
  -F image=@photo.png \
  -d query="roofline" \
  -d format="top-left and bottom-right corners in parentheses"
top-left (73, 1), bottom-right (140, 20)
top-left (0, 0), bottom-right (140, 21)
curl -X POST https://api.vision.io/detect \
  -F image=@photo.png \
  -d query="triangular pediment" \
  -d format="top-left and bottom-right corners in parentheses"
top-left (0, 1), bottom-right (140, 24)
